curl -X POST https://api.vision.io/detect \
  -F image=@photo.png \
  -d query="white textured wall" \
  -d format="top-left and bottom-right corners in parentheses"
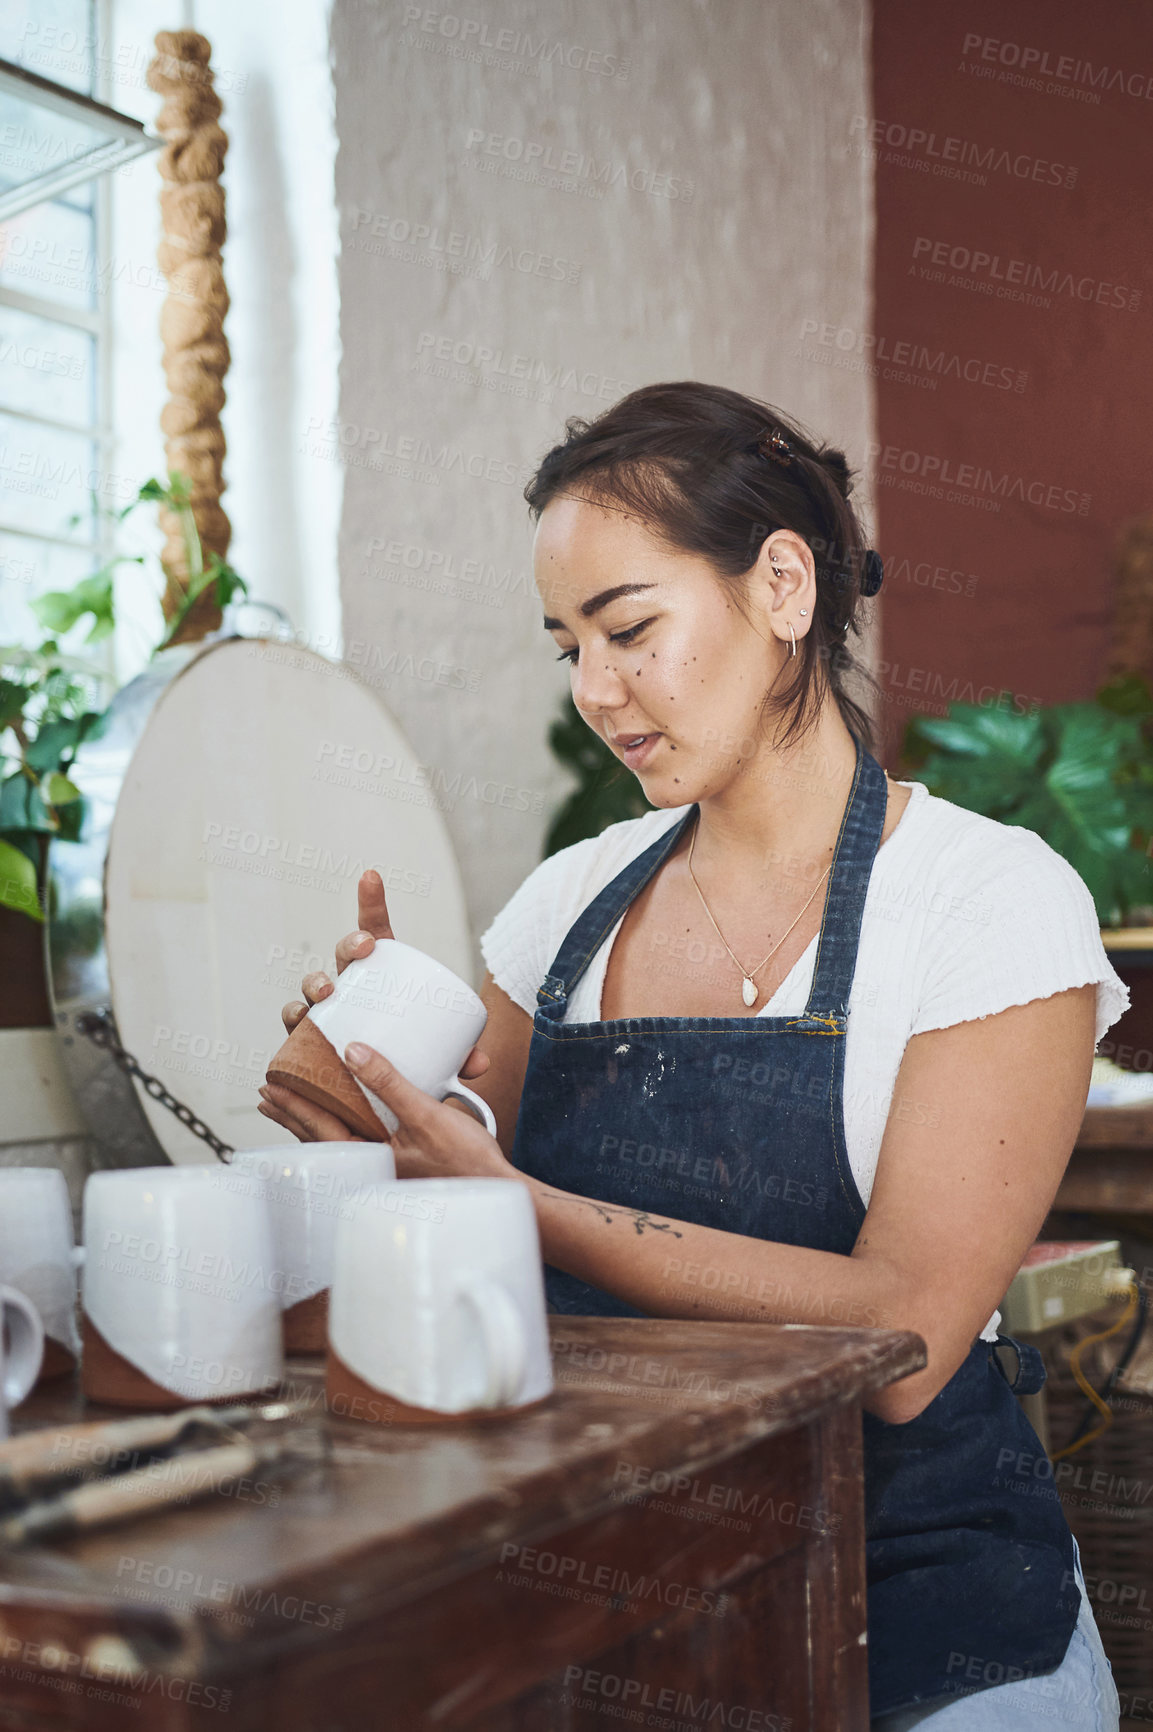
top-left (332, 0), bottom-right (876, 969)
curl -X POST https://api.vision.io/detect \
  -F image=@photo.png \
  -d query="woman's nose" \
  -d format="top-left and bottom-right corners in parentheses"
top-left (571, 655), bottom-right (629, 715)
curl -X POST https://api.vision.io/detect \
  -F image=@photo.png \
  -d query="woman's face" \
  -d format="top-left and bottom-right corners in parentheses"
top-left (535, 493), bottom-right (797, 807)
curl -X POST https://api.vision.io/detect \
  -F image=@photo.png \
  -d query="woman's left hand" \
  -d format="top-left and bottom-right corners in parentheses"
top-left (338, 1042), bottom-right (514, 1180)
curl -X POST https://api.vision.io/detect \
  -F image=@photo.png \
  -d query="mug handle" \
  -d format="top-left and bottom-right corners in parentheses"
top-left (0, 1285), bottom-right (45, 1440)
top-left (443, 1081), bottom-right (498, 1138)
top-left (458, 1277), bottom-right (526, 1408)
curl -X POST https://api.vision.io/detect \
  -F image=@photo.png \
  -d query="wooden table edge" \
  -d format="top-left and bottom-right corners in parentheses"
top-left (0, 1322), bottom-right (926, 1676)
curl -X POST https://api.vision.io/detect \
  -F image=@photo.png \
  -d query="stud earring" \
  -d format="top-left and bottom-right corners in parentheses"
top-left (799, 608), bottom-right (808, 617)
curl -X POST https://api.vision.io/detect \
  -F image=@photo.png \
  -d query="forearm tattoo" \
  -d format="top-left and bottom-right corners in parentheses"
top-left (545, 1193), bottom-right (684, 1238)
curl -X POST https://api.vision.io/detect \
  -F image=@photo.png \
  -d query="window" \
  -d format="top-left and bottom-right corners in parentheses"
top-left (0, 1), bottom-right (121, 673)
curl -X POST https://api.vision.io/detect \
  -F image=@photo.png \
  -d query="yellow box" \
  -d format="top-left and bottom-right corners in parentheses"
top-left (1000, 1241), bottom-right (1131, 1334)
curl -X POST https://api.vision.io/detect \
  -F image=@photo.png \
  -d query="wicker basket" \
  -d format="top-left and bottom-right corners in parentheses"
top-left (1047, 1369), bottom-right (1153, 1720)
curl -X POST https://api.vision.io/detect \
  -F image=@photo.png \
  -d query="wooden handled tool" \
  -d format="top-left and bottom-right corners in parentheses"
top-left (0, 1398), bottom-right (315, 1515)
top-left (0, 1429), bottom-right (326, 1547)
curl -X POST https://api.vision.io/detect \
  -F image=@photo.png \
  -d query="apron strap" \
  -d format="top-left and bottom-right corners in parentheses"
top-left (804, 740), bottom-right (888, 1020)
top-left (536, 808), bottom-right (697, 1006)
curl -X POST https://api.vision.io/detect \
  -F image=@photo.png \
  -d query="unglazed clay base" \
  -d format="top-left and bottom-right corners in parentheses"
top-left (284, 1288), bottom-right (329, 1355)
top-left (81, 1314), bottom-right (277, 1410)
top-left (325, 1344), bottom-right (551, 1427)
top-left (38, 1335), bottom-right (79, 1384)
top-left (266, 1017), bottom-right (386, 1142)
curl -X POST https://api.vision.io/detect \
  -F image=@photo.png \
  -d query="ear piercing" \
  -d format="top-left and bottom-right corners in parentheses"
top-left (772, 557), bottom-right (805, 653)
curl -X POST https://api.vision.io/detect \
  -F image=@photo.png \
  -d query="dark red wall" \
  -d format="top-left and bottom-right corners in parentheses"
top-left (871, 1), bottom-right (1153, 761)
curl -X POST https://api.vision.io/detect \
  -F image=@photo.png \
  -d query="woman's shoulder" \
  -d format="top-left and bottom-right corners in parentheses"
top-left (876, 781), bottom-right (1127, 1042)
top-left (879, 779), bottom-right (1096, 915)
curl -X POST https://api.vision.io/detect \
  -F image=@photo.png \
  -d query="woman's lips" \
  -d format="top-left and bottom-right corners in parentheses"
top-left (616, 733), bottom-right (661, 769)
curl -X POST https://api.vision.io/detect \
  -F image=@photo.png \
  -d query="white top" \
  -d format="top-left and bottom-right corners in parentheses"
top-left (480, 780), bottom-right (1130, 1341)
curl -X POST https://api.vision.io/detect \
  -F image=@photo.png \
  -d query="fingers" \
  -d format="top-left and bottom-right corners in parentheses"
top-left (258, 1083), bottom-right (366, 1143)
top-left (334, 929), bottom-right (377, 975)
top-left (256, 1095), bottom-right (313, 1143)
top-left (344, 1043), bottom-right (437, 1134)
top-left (458, 1043), bottom-right (491, 1081)
top-left (300, 971), bottom-right (334, 1007)
top-left (333, 867), bottom-right (396, 977)
top-left (280, 999), bottom-right (310, 1035)
top-left (342, 1046), bottom-right (508, 1179)
top-left (356, 870), bottom-right (395, 943)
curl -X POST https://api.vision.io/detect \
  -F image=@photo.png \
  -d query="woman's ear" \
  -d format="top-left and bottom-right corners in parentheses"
top-left (758, 532), bottom-right (817, 647)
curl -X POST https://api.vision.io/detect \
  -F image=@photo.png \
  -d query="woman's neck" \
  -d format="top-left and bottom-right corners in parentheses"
top-left (688, 706), bottom-right (864, 879)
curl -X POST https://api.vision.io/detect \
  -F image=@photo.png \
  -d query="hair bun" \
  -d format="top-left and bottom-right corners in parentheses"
top-left (861, 550), bottom-right (884, 596)
top-left (819, 448), bottom-right (852, 499)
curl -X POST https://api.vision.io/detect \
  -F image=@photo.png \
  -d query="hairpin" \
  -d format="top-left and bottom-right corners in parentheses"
top-left (748, 427), bottom-right (794, 465)
top-left (861, 550), bottom-right (884, 597)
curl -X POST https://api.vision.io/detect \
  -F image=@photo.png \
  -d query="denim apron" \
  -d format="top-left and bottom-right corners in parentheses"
top-left (510, 741), bottom-right (1079, 1716)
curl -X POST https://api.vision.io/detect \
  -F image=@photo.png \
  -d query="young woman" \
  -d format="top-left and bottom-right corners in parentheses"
top-left (260, 382), bottom-right (1126, 1728)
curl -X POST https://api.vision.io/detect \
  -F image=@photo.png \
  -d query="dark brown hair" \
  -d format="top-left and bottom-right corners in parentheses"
top-left (524, 381), bottom-right (876, 750)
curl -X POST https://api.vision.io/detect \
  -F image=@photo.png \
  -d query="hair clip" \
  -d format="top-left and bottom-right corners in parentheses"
top-left (749, 427), bottom-right (794, 465)
top-left (861, 550), bottom-right (884, 597)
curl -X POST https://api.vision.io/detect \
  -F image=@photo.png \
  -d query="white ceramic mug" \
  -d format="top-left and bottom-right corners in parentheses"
top-left (327, 1178), bottom-right (553, 1417)
top-left (81, 1168), bottom-right (284, 1405)
top-left (0, 1168), bottom-right (81, 1374)
top-left (0, 1284), bottom-right (45, 1440)
top-left (309, 941), bottom-right (498, 1138)
top-left (224, 1144), bottom-right (396, 1350)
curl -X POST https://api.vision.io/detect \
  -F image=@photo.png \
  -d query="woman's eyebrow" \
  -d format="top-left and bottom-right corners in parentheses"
top-left (542, 583), bottom-right (657, 630)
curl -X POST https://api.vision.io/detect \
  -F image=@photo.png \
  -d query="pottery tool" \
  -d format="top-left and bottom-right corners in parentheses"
top-left (0, 1430), bottom-right (324, 1548)
top-left (0, 1398), bottom-right (315, 1516)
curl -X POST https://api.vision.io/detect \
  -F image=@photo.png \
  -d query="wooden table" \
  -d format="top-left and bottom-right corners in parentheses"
top-left (0, 1318), bottom-right (922, 1732)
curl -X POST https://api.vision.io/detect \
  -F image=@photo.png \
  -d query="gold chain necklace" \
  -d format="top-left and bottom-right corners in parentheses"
top-left (686, 817), bottom-right (832, 1007)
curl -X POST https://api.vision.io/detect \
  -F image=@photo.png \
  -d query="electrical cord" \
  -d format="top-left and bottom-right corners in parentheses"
top-left (1050, 1279), bottom-right (1148, 1462)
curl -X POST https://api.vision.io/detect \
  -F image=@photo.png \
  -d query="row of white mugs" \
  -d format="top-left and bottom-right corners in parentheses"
top-left (0, 1151), bottom-right (554, 1421)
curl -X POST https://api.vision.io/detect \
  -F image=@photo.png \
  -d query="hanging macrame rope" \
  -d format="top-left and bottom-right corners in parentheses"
top-left (146, 30), bottom-right (232, 644)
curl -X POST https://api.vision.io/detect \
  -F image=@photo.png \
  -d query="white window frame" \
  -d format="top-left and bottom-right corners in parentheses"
top-left (0, 0), bottom-right (118, 676)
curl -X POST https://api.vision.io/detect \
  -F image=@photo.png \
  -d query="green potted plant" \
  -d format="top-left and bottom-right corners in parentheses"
top-left (0, 474), bottom-right (246, 1022)
top-left (903, 675), bottom-right (1153, 1065)
top-left (543, 692), bottom-right (654, 857)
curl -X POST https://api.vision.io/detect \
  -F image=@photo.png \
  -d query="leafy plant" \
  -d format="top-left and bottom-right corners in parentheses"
top-left (543, 693), bottom-right (654, 857)
top-left (903, 675), bottom-right (1153, 926)
top-left (135, 474), bottom-right (247, 650)
top-left (0, 644), bottom-right (108, 922)
top-left (0, 473), bottom-right (248, 920)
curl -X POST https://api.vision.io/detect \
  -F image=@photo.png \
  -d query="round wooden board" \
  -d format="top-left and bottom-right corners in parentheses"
top-left (103, 639), bottom-right (472, 1163)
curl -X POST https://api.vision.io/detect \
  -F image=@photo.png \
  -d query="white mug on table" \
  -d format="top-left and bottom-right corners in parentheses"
top-left (81, 1168), bottom-right (283, 1404)
top-left (0, 1168), bottom-right (82, 1374)
top-left (309, 941), bottom-right (498, 1137)
top-left (328, 1178), bottom-right (553, 1416)
top-left (224, 1143), bottom-right (396, 1349)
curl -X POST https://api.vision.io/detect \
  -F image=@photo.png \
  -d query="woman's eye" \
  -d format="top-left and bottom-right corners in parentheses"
top-left (555, 621), bottom-right (653, 665)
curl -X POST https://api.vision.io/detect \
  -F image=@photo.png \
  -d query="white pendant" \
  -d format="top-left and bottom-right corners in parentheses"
top-left (742, 977), bottom-right (758, 1007)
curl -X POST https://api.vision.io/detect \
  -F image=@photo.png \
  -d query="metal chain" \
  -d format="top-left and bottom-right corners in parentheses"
top-left (75, 1008), bottom-right (234, 1162)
